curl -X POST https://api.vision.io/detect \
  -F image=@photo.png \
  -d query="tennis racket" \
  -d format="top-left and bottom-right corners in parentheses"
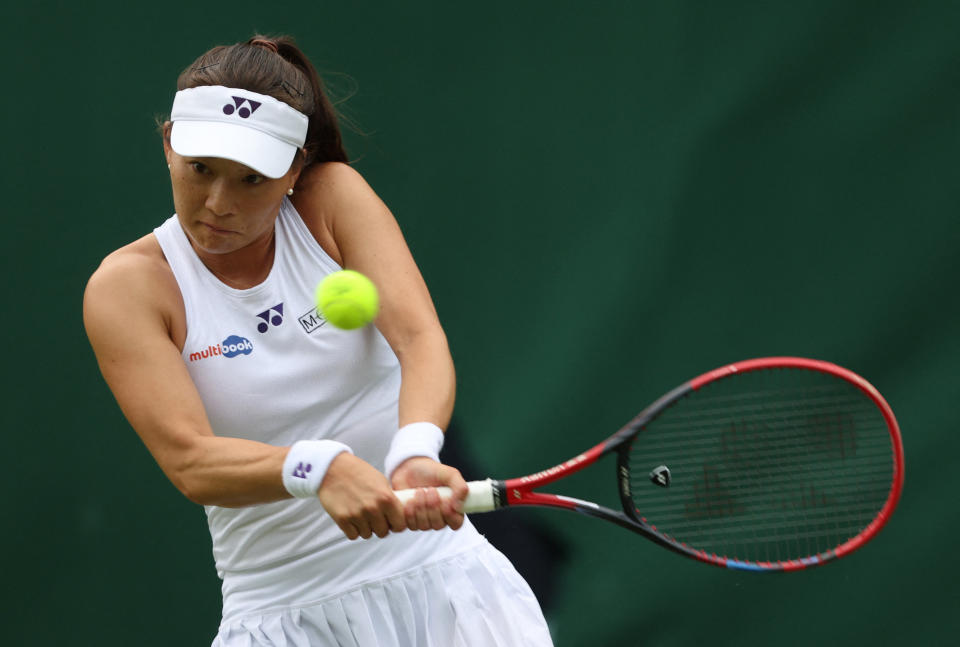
top-left (396, 357), bottom-right (904, 571)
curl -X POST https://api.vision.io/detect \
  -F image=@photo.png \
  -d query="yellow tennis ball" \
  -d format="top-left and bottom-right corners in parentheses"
top-left (315, 270), bottom-right (379, 330)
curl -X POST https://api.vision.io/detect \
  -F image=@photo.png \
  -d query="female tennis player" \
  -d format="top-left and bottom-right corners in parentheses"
top-left (83, 35), bottom-right (553, 646)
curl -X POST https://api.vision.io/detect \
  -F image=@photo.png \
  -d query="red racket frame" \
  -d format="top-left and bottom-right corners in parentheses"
top-left (491, 357), bottom-right (904, 571)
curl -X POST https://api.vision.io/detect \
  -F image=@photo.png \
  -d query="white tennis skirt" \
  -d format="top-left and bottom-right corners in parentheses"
top-left (211, 539), bottom-right (553, 646)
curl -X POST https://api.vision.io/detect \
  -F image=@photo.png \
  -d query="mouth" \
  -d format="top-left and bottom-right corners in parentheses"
top-left (201, 222), bottom-right (238, 235)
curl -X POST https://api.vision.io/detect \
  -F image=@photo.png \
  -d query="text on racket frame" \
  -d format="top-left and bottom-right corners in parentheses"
top-left (518, 453), bottom-right (590, 484)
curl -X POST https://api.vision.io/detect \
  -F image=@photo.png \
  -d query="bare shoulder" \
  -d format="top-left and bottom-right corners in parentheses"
top-left (86, 234), bottom-right (174, 301)
top-left (83, 234), bottom-right (183, 343)
top-left (297, 161), bottom-right (376, 200)
top-left (294, 162), bottom-right (389, 221)
top-left (292, 162), bottom-right (392, 266)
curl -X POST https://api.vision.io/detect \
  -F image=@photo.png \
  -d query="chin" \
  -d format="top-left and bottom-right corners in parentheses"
top-left (183, 226), bottom-right (242, 254)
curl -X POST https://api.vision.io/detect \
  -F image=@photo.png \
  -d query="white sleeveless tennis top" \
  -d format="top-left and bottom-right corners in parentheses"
top-left (154, 199), bottom-right (483, 616)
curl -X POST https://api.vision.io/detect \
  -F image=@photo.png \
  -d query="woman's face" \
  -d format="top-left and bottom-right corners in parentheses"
top-left (163, 128), bottom-right (300, 256)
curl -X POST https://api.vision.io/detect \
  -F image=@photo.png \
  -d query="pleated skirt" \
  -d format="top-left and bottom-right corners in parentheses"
top-left (212, 540), bottom-right (553, 646)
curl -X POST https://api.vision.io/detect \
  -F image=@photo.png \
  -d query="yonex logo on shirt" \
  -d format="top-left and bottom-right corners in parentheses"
top-left (188, 335), bottom-right (254, 362)
top-left (222, 96), bottom-right (262, 119)
top-left (257, 303), bottom-right (284, 333)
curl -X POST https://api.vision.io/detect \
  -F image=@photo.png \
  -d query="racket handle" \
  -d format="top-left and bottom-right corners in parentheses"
top-left (394, 479), bottom-right (498, 514)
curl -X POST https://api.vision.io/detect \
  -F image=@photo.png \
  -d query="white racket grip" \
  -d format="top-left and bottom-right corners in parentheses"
top-left (395, 479), bottom-right (497, 514)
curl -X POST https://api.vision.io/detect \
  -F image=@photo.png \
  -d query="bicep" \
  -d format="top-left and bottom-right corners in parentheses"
top-left (314, 165), bottom-right (444, 351)
top-left (298, 164), bottom-right (456, 428)
top-left (83, 264), bottom-right (213, 486)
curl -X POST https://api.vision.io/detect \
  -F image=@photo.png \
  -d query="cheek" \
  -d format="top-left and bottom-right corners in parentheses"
top-left (247, 189), bottom-right (287, 216)
top-left (251, 202), bottom-right (284, 231)
top-left (169, 177), bottom-right (203, 208)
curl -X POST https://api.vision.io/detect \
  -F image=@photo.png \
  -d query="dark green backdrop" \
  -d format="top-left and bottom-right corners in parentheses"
top-left (6, 1), bottom-right (958, 645)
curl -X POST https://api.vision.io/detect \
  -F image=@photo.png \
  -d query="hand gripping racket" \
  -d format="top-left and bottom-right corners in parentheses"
top-left (396, 357), bottom-right (904, 571)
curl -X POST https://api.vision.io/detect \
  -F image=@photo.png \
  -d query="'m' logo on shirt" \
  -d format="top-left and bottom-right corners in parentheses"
top-left (298, 306), bottom-right (327, 334)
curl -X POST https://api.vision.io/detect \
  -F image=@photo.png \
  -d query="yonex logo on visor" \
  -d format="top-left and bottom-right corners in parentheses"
top-left (169, 85), bottom-right (309, 178)
top-left (223, 96), bottom-right (262, 118)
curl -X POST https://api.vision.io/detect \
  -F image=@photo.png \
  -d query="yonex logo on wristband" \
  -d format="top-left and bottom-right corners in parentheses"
top-left (283, 440), bottom-right (352, 498)
top-left (292, 462), bottom-right (312, 479)
top-left (223, 96), bottom-right (262, 119)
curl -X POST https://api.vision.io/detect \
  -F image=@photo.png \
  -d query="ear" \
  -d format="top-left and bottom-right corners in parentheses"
top-left (287, 148), bottom-right (308, 188)
top-left (162, 121), bottom-right (173, 165)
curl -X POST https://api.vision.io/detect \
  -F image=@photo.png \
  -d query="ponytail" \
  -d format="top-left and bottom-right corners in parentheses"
top-left (266, 36), bottom-right (348, 166)
top-left (177, 34), bottom-right (348, 171)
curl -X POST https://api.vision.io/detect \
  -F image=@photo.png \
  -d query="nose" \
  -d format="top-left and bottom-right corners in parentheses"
top-left (204, 178), bottom-right (234, 217)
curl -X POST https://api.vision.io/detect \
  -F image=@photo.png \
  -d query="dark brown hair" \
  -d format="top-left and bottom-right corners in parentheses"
top-left (177, 35), bottom-right (348, 169)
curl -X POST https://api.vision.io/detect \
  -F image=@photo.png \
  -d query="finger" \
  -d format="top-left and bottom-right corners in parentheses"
top-left (444, 480), bottom-right (468, 517)
top-left (336, 520), bottom-right (360, 541)
top-left (443, 507), bottom-right (466, 531)
top-left (422, 487), bottom-right (446, 531)
top-left (385, 496), bottom-right (407, 533)
top-left (445, 468), bottom-right (469, 507)
top-left (367, 509), bottom-right (391, 539)
top-left (353, 517), bottom-right (373, 540)
top-left (428, 465), bottom-right (468, 513)
top-left (370, 519), bottom-right (389, 539)
top-left (401, 488), bottom-right (420, 529)
top-left (404, 502), bottom-right (419, 531)
top-left (412, 488), bottom-right (430, 531)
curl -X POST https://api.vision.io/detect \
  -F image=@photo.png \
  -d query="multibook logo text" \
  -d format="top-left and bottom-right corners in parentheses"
top-left (189, 335), bottom-right (254, 362)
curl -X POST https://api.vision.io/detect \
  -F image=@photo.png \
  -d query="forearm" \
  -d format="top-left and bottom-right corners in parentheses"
top-left (388, 330), bottom-right (467, 529)
top-left (394, 326), bottom-right (456, 430)
top-left (166, 435), bottom-right (290, 508)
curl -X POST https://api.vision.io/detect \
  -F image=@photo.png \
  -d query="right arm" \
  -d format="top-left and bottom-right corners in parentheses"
top-left (82, 243), bottom-right (405, 538)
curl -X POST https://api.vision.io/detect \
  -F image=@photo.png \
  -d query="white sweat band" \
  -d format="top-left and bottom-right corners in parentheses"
top-left (282, 440), bottom-right (353, 498)
top-left (383, 422), bottom-right (445, 479)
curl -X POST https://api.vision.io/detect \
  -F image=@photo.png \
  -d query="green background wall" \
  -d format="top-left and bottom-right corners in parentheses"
top-left (6, 1), bottom-right (958, 644)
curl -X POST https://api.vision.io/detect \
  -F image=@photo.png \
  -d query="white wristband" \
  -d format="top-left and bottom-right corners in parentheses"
top-left (282, 440), bottom-right (353, 498)
top-left (383, 422), bottom-right (445, 479)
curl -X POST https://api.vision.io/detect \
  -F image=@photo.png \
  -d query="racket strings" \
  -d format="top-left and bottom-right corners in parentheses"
top-left (627, 368), bottom-right (894, 565)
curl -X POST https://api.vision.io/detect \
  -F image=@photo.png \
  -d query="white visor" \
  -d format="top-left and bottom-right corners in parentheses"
top-left (170, 85), bottom-right (309, 179)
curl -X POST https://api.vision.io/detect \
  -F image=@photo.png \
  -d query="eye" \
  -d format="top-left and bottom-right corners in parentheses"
top-left (243, 174), bottom-right (266, 185)
top-left (190, 161), bottom-right (209, 174)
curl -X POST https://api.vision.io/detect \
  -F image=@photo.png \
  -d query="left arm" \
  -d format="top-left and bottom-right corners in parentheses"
top-left (293, 162), bottom-right (467, 529)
